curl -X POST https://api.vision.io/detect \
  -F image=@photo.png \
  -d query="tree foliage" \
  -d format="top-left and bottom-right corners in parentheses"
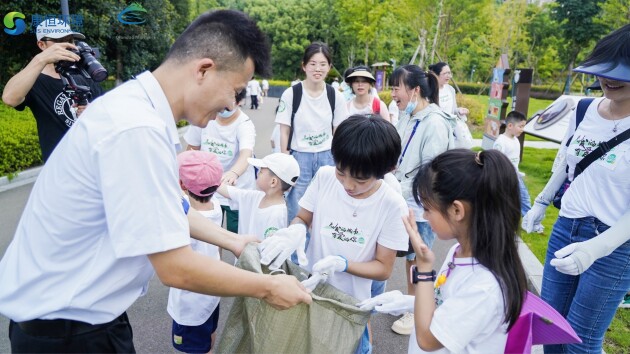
top-left (0, 0), bottom-right (627, 88)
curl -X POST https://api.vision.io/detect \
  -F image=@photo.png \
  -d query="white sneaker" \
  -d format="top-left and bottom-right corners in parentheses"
top-left (391, 312), bottom-right (414, 335)
top-left (533, 224), bottom-right (545, 234)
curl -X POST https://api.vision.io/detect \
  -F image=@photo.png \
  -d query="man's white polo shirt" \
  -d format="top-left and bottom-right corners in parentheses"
top-left (0, 71), bottom-right (190, 324)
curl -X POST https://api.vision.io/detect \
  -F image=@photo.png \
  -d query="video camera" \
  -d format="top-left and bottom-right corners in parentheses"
top-left (54, 41), bottom-right (108, 106)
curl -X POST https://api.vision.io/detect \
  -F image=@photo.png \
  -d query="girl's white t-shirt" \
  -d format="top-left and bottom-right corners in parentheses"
top-left (408, 244), bottom-right (508, 354)
top-left (560, 97), bottom-right (630, 226)
top-left (226, 186), bottom-right (288, 240)
top-left (347, 97), bottom-right (385, 116)
top-left (299, 166), bottom-right (409, 301)
top-left (167, 198), bottom-right (222, 326)
top-left (183, 112), bottom-right (256, 205)
top-left (275, 84), bottom-right (348, 152)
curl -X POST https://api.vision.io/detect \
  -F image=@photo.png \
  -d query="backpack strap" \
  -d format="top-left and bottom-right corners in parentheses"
top-left (326, 84), bottom-right (336, 131)
top-left (565, 98), bottom-right (595, 147)
top-left (286, 83), bottom-right (303, 151)
top-left (574, 126), bottom-right (630, 179)
top-left (372, 97), bottom-right (380, 114)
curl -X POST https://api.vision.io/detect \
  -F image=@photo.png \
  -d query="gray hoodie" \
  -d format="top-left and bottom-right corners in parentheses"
top-left (394, 103), bottom-right (457, 204)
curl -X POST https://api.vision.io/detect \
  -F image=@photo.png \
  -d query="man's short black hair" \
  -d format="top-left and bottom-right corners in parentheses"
top-left (165, 10), bottom-right (271, 77)
top-left (332, 115), bottom-right (401, 179)
top-left (505, 110), bottom-right (526, 125)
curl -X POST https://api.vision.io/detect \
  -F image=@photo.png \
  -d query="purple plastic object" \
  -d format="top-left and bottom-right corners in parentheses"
top-left (505, 291), bottom-right (581, 353)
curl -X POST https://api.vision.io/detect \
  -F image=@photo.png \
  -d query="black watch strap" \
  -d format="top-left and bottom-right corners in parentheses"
top-left (411, 266), bottom-right (436, 284)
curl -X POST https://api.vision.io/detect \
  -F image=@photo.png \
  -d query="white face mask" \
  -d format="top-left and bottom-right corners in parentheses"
top-left (218, 108), bottom-right (236, 118)
top-left (404, 93), bottom-right (418, 115)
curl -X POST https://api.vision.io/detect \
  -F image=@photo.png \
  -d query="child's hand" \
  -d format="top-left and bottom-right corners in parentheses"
top-left (402, 209), bottom-right (435, 270)
top-left (221, 171), bottom-right (239, 185)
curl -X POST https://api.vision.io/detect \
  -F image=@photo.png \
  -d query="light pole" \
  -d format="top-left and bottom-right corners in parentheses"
top-left (390, 58), bottom-right (397, 71)
top-left (469, 65), bottom-right (476, 82)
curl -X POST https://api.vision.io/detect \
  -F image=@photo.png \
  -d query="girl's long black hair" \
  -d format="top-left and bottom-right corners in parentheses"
top-left (412, 149), bottom-right (527, 330)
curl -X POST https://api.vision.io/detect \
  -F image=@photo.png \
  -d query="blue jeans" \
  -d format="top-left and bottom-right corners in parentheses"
top-left (518, 175), bottom-right (532, 217)
top-left (354, 326), bottom-right (372, 354)
top-left (542, 216), bottom-right (630, 354)
top-left (405, 221), bottom-right (436, 261)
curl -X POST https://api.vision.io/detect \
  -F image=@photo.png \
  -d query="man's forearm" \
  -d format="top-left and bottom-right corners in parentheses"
top-left (2, 56), bottom-right (47, 107)
top-left (188, 208), bottom-right (239, 252)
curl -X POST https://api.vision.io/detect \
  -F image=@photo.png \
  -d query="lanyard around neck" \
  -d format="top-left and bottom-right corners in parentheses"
top-left (398, 120), bottom-right (421, 165)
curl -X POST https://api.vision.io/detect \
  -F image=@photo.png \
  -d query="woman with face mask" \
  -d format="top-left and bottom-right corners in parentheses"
top-left (389, 65), bottom-right (457, 336)
top-left (183, 90), bottom-right (257, 234)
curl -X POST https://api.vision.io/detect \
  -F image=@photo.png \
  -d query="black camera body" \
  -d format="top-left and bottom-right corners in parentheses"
top-left (55, 41), bottom-right (108, 106)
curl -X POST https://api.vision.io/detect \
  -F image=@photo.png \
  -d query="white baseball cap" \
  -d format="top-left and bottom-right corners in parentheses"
top-left (248, 153), bottom-right (300, 186)
top-left (36, 19), bottom-right (85, 41)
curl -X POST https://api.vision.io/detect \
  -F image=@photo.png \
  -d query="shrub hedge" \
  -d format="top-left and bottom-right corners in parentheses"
top-left (0, 104), bottom-right (42, 177)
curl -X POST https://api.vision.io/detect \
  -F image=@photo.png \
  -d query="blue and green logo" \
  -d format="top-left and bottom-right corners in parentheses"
top-left (117, 3), bottom-right (148, 25)
top-left (4, 12), bottom-right (26, 35)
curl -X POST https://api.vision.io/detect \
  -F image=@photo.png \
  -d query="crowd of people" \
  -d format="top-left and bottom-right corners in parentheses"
top-left (1, 8), bottom-right (628, 354)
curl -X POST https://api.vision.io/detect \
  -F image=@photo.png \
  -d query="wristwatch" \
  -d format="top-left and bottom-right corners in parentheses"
top-left (410, 266), bottom-right (436, 284)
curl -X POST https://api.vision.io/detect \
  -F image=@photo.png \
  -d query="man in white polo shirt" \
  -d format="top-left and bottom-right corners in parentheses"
top-left (0, 10), bottom-right (311, 353)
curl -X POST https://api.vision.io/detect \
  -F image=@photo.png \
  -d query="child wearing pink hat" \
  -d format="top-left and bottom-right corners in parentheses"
top-left (168, 150), bottom-right (223, 354)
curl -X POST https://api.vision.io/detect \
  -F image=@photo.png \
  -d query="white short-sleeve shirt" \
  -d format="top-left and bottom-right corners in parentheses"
top-left (299, 166), bottom-right (409, 300)
top-left (438, 84), bottom-right (457, 116)
top-left (167, 198), bottom-right (222, 326)
top-left (493, 134), bottom-right (521, 171)
top-left (275, 84), bottom-right (348, 152)
top-left (184, 111), bottom-right (256, 205)
top-left (227, 186), bottom-right (288, 240)
top-left (0, 71), bottom-right (190, 324)
top-left (561, 97), bottom-right (630, 226)
top-left (408, 244), bottom-right (508, 354)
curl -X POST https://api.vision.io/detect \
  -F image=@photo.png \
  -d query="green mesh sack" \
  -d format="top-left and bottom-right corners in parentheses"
top-left (216, 244), bottom-right (371, 354)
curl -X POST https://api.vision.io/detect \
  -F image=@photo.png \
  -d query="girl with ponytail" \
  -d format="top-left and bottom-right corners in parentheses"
top-left (360, 149), bottom-right (527, 353)
top-left (389, 65), bottom-right (459, 335)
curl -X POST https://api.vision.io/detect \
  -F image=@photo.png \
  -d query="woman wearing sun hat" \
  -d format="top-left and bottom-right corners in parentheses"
top-left (345, 66), bottom-right (390, 122)
top-left (523, 24), bottom-right (630, 353)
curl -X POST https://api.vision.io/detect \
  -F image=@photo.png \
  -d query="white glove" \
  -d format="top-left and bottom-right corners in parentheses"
top-left (301, 272), bottom-right (326, 292)
top-left (522, 203), bottom-right (547, 233)
top-left (550, 210), bottom-right (630, 275)
top-left (523, 156), bottom-right (570, 233)
top-left (312, 255), bottom-right (348, 276)
top-left (258, 224), bottom-right (308, 270)
top-left (357, 290), bottom-right (414, 316)
top-left (357, 290), bottom-right (404, 310)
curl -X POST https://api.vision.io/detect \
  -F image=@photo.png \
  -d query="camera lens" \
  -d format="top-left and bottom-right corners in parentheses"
top-left (83, 56), bottom-right (108, 82)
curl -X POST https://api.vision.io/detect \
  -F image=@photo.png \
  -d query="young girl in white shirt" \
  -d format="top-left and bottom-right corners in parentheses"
top-left (362, 149), bottom-right (527, 354)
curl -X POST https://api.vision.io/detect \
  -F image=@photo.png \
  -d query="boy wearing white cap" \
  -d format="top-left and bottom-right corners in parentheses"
top-left (2, 19), bottom-right (102, 161)
top-left (218, 153), bottom-right (300, 240)
top-left (168, 150), bottom-right (224, 354)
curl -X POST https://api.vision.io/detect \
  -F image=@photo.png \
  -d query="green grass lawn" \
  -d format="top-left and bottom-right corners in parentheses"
top-left (519, 147), bottom-right (630, 353)
top-left (464, 94), bottom-right (554, 140)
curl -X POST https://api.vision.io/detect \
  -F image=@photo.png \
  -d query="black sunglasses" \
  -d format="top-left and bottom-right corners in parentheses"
top-left (42, 37), bottom-right (74, 44)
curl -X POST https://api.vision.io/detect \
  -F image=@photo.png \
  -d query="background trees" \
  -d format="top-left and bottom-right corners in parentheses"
top-left (1, 0), bottom-right (626, 88)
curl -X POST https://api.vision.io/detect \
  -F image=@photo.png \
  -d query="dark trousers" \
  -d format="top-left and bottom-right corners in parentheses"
top-left (9, 313), bottom-right (135, 353)
top-left (250, 95), bottom-right (259, 109)
top-left (221, 205), bottom-right (239, 233)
